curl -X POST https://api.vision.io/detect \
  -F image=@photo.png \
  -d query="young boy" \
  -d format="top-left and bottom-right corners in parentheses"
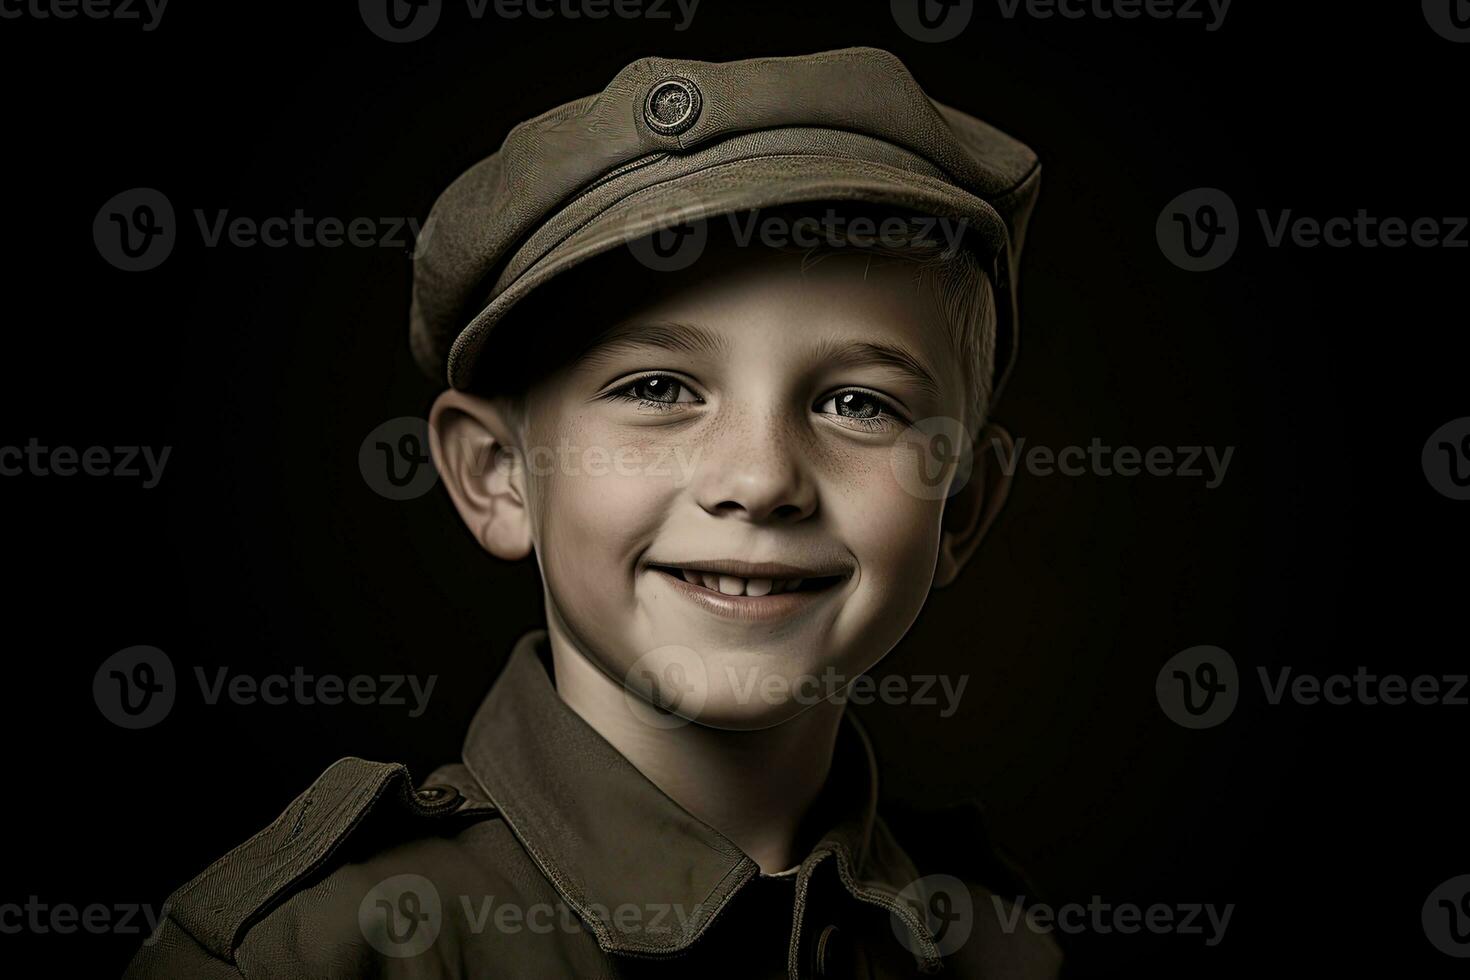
top-left (127, 47), bottom-right (1057, 979)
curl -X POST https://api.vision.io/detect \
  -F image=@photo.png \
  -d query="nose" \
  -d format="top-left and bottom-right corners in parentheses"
top-left (691, 409), bottom-right (818, 524)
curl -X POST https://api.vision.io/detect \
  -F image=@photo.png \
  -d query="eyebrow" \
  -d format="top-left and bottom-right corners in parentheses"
top-left (808, 336), bottom-right (944, 402)
top-left (576, 319), bottom-right (731, 368)
top-left (577, 319), bottom-right (944, 402)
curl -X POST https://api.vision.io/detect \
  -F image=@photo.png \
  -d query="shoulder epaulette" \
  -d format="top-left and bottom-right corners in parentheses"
top-left (166, 756), bottom-right (496, 960)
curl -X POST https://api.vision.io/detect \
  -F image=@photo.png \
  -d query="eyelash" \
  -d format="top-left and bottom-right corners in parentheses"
top-left (818, 389), bottom-right (905, 430)
top-left (606, 373), bottom-right (702, 411)
top-left (605, 373), bottom-right (907, 429)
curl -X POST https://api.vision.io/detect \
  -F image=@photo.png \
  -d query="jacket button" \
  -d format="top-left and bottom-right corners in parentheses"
top-left (643, 75), bottom-right (702, 136)
top-left (813, 923), bottom-right (850, 978)
top-left (414, 785), bottom-right (461, 809)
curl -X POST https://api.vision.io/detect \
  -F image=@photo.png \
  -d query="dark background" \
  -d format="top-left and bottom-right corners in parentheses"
top-left (1, 1), bottom-right (1464, 976)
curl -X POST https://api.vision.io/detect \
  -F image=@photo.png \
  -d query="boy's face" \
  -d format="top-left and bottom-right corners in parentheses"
top-left (434, 237), bottom-right (1008, 730)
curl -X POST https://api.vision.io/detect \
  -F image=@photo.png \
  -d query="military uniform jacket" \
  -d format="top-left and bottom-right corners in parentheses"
top-left (125, 631), bottom-right (1062, 979)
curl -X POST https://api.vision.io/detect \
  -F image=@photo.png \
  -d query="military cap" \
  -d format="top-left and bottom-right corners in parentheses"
top-left (410, 46), bottom-right (1041, 404)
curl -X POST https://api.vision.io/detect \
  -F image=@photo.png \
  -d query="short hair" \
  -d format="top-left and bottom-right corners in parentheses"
top-left (470, 202), bottom-right (997, 434)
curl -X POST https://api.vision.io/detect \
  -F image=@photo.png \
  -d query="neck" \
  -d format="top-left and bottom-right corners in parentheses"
top-left (545, 621), bottom-right (844, 874)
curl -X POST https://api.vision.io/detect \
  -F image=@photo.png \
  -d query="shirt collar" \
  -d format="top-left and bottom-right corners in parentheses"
top-left (460, 630), bottom-right (941, 968)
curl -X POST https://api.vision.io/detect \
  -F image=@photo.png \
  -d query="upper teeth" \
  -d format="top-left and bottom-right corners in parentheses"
top-left (678, 569), bottom-right (804, 596)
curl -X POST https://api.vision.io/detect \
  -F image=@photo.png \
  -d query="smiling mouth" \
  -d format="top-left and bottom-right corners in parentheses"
top-left (646, 560), bottom-right (849, 599)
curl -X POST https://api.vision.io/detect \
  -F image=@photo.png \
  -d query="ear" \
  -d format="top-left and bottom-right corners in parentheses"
top-left (428, 389), bottom-right (534, 561)
top-left (933, 422), bottom-right (1014, 588)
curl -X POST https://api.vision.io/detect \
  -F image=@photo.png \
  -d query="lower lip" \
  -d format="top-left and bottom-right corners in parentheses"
top-left (650, 569), bottom-right (840, 623)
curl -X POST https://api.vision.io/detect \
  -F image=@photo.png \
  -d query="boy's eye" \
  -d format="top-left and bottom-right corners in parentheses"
top-left (815, 389), bottom-right (902, 429)
top-left (611, 374), bottom-right (699, 408)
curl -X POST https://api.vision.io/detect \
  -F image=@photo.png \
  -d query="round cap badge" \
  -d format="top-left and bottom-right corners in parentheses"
top-left (644, 76), bottom-right (702, 136)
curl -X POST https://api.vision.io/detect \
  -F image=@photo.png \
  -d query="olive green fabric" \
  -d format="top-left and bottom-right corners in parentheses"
top-left (124, 631), bottom-right (1061, 978)
top-left (409, 46), bottom-right (1041, 403)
